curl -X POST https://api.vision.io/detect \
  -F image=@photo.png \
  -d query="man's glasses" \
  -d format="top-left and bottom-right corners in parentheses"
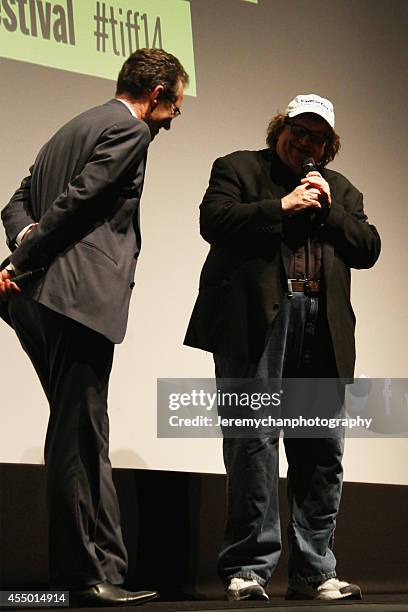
top-left (171, 103), bottom-right (181, 118)
top-left (287, 121), bottom-right (328, 146)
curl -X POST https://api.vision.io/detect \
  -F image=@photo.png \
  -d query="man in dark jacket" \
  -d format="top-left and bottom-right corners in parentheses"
top-left (0, 49), bottom-right (188, 607)
top-left (185, 94), bottom-right (380, 601)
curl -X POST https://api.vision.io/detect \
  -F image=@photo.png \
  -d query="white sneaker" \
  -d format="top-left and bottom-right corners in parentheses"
top-left (286, 577), bottom-right (362, 600)
top-left (226, 577), bottom-right (269, 601)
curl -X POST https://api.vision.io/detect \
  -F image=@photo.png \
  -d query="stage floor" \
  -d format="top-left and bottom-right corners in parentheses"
top-left (7, 593), bottom-right (408, 612)
top-left (139, 594), bottom-right (408, 612)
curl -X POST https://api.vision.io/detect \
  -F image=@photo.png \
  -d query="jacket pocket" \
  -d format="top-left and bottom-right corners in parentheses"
top-left (79, 240), bottom-right (118, 266)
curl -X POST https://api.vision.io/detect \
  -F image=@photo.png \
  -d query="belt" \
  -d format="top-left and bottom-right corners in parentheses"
top-left (287, 279), bottom-right (320, 295)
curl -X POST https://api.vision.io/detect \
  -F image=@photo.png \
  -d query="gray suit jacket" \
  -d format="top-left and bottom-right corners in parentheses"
top-left (1, 99), bottom-right (151, 343)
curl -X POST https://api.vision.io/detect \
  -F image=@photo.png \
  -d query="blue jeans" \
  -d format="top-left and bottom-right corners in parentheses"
top-left (215, 292), bottom-right (345, 587)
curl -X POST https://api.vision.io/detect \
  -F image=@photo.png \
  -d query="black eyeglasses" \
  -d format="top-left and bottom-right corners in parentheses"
top-left (171, 103), bottom-right (181, 118)
top-left (286, 121), bottom-right (328, 146)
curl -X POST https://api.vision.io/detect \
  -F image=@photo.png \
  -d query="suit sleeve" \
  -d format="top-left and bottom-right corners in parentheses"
top-left (1, 171), bottom-right (36, 250)
top-left (321, 175), bottom-right (381, 269)
top-left (200, 156), bottom-right (283, 245)
top-left (8, 120), bottom-right (151, 273)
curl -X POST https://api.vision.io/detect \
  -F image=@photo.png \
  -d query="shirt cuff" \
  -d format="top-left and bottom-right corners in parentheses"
top-left (15, 223), bottom-right (37, 247)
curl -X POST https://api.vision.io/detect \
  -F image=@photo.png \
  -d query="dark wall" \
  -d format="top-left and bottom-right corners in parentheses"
top-left (0, 464), bottom-right (407, 597)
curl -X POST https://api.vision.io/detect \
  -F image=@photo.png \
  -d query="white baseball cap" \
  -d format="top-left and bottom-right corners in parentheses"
top-left (286, 94), bottom-right (335, 129)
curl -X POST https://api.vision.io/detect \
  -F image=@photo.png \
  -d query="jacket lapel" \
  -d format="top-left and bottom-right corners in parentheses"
top-left (257, 150), bottom-right (292, 278)
top-left (257, 149), bottom-right (288, 200)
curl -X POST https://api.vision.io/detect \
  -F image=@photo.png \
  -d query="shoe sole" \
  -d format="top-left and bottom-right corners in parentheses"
top-left (70, 592), bottom-right (160, 607)
top-left (227, 588), bottom-right (269, 601)
top-left (286, 589), bottom-right (362, 601)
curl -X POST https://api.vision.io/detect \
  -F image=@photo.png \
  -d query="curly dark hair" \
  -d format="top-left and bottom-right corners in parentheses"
top-left (116, 48), bottom-right (189, 103)
top-left (266, 113), bottom-right (341, 167)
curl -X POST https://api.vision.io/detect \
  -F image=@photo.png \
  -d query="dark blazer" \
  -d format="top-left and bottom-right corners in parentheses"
top-left (1, 99), bottom-right (151, 343)
top-left (184, 149), bottom-right (381, 379)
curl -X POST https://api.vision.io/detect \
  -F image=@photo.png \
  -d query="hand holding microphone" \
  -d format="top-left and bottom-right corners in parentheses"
top-left (0, 223), bottom-right (45, 300)
top-left (281, 157), bottom-right (331, 217)
top-left (0, 269), bottom-right (22, 301)
top-left (301, 157), bottom-right (331, 207)
top-left (281, 158), bottom-right (322, 215)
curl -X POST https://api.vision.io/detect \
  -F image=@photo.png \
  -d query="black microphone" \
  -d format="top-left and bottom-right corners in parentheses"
top-left (9, 268), bottom-right (46, 288)
top-left (302, 157), bottom-right (317, 178)
top-left (302, 157), bottom-right (329, 227)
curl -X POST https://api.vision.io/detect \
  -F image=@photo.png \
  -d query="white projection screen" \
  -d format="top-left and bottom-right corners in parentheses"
top-left (0, 0), bottom-right (407, 485)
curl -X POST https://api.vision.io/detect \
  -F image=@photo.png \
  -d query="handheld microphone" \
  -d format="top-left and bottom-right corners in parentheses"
top-left (9, 268), bottom-right (46, 288)
top-left (301, 157), bottom-right (329, 226)
top-left (302, 157), bottom-right (317, 178)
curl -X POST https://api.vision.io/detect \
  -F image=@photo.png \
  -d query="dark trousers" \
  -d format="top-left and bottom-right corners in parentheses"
top-left (215, 293), bottom-right (345, 587)
top-left (8, 298), bottom-right (127, 588)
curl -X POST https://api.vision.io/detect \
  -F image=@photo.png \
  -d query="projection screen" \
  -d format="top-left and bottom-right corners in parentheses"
top-left (0, 0), bottom-right (407, 485)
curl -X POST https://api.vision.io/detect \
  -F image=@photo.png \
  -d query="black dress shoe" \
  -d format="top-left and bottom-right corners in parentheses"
top-left (70, 581), bottom-right (159, 607)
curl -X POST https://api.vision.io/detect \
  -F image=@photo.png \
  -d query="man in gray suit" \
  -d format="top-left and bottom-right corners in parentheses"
top-left (0, 48), bottom-right (188, 607)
